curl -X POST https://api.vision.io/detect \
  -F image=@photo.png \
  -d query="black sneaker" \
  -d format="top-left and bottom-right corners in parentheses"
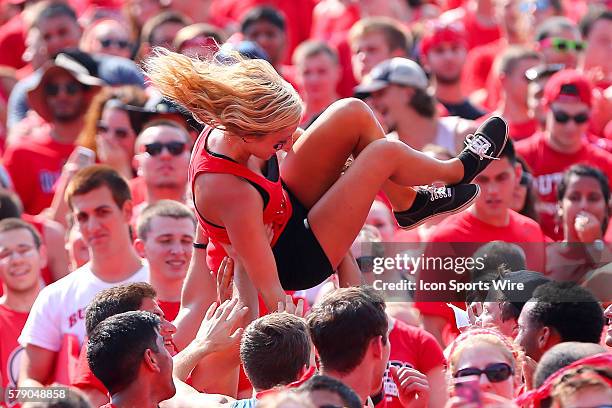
top-left (454, 115), bottom-right (508, 185)
top-left (394, 184), bottom-right (480, 229)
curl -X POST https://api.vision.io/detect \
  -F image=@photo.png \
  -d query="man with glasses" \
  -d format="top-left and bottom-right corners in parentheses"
top-left (0, 218), bottom-right (45, 404)
top-left (133, 120), bottom-right (191, 220)
top-left (535, 16), bottom-right (583, 69)
top-left (516, 69), bottom-right (612, 240)
top-left (3, 53), bottom-right (103, 215)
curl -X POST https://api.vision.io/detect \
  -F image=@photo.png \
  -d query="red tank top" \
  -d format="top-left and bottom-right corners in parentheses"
top-left (188, 128), bottom-right (293, 273)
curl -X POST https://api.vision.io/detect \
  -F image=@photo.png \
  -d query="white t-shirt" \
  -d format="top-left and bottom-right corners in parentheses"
top-left (19, 262), bottom-right (150, 352)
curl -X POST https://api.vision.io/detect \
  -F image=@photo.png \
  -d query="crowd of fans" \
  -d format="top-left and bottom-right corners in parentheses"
top-left (0, 0), bottom-right (611, 407)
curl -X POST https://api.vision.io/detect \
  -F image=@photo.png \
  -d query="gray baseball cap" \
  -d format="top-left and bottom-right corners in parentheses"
top-left (354, 57), bottom-right (429, 98)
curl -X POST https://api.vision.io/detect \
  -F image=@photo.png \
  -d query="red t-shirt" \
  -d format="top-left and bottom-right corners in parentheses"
top-left (128, 176), bottom-right (147, 207)
top-left (0, 304), bottom-right (29, 406)
top-left (71, 340), bottom-right (107, 397)
top-left (377, 319), bottom-right (445, 408)
top-left (99, 404), bottom-right (116, 408)
top-left (515, 132), bottom-right (612, 240)
top-left (0, 14), bottom-right (26, 70)
top-left (462, 9), bottom-right (502, 50)
top-left (158, 300), bottom-right (180, 322)
top-left (3, 127), bottom-right (75, 215)
top-left (414, 210), bottom-right (547, 323)
top-left (462, 39), bottom-right (506, 94)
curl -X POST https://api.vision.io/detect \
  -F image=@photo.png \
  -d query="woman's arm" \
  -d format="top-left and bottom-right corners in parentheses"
top-left (194, 174), bottom-right (287, 312)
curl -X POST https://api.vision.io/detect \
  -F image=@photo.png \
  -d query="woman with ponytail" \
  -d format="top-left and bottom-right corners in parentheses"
top-left (145, 50), bottom-right (509, 311)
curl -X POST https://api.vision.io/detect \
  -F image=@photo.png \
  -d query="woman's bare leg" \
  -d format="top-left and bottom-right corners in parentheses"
top-left (282, 99), bottom-right (507, 267)
top-left (282, 99), bottom-right (427, 212)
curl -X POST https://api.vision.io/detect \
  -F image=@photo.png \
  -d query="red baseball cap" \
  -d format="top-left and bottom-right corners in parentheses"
top-left (543, 69), bottom-right (592, 108)
top-left (419, 21), bottom-right (467, 57)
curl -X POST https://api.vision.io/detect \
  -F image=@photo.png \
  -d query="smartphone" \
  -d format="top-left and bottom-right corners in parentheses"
top-left (453, 376), bottom-right (482, 407)
top-left (74, 146), bottom-right (96, 168)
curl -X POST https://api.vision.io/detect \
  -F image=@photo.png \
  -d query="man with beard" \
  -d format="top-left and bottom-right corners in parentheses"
top-left (4, 54), bottom-right (102, 215)
top-left (132, 121), bottom-right (191, 220)
top-left (420, 21), bottom-right (485, 120)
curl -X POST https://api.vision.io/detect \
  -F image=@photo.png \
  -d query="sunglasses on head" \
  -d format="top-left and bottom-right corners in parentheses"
top-left (454, 363), bottom-right (514, 383)
top-left (97, 123), bottom-right (131, 139)
top-left (552, 110), bottom-right (590, 124)
top-left (44, 82), bottom-right (82, 96)
top-left (145, 141), bottom-right (186, 156)
top-left (100, 38), bottom-right (131, 49)
top-left (541, 37), bottom-right (585, 53)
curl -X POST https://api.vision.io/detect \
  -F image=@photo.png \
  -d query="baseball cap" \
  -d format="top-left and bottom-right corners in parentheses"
top-left (543, 69), bottom-right (592, 108)
top-left (419, 21), bottom-right (467, 57)
top-left (354, 57), bottom-right (429, 98)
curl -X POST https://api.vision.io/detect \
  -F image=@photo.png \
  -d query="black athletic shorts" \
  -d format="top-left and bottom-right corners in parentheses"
top-left (272, 185), bottom-right (334, 290)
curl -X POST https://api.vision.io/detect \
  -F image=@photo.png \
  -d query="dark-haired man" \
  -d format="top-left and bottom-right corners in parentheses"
top-left (72, 282), bottom-right (176, 407)
top-left (515, 282), bottom-right (605, 362)
top-left (19, 166), bottom-right (149, 388)
top-left (4, 53), bottom-right (103, 215)
top-left (308, 286), bottom-right (430, 408)
top-left (88, 311), bottom-right (175, 408)
top-left (420, 21), bottom-right (485, 120)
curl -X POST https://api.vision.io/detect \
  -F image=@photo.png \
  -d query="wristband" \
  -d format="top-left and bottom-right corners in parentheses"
top-left (193, 242), bottom-right (207, 249)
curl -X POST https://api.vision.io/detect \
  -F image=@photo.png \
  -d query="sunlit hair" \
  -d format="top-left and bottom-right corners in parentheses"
top-left (144, 49), bottom-right (303, 139)
top-left (551, 365), bottom-right (612, 408)
top-left (448, 329), bottom-right (524, 379)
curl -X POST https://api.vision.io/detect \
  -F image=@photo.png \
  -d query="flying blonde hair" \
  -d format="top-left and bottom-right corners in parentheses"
top-left (144, 49), bottom-right (303, 139)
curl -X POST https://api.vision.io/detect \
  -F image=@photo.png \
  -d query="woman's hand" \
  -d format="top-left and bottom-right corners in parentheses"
top-left (96, 133), bottom-right (133, 178)
top-left (277, 294), bottom-right (305, 318)
top-left (574, 211), bottom-right (603, 243)
top-left (445, 393), bottom-right (518, 408)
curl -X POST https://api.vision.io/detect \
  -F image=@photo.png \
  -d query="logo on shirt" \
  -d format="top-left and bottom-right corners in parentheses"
top-left (533, 172), bottom-right (564, 196)
top-left (68, 308), bottom-right (87, 328)
top-left (3, 346), bottom-right (24, 407)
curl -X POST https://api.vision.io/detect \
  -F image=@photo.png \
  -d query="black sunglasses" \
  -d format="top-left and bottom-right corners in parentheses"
top-left (145, 141), bottom-right (186, 156)
top-left (552, 110), bottom-right (590, 124)
top-left (97, 123), bottom-right (131, 140)
top-left (44, 82), bottom-right (82, 96)
top-left (454, 363), bottom-right (514, 383)
top-left (100, 39), bottom-right (131, 49)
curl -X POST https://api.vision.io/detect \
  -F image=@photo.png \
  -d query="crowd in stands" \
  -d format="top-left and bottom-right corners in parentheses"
top-left (0, 0), bottom-right (610, 407)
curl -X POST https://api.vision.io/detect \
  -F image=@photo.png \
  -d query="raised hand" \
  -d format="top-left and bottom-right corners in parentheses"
top-left (390, 365), bottom-right (430, 408)
top-left (194, 298), bottom-right (248, 354)
top-left (277, 294), bottom-right (305, 318)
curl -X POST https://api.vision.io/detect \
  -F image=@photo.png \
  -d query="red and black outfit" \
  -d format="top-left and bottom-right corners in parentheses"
top-left (189, 128), bottom-right (333, 290)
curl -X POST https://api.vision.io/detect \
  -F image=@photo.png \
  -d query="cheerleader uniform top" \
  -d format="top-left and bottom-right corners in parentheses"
top-left (188, 128), bottom-right (293, 273)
